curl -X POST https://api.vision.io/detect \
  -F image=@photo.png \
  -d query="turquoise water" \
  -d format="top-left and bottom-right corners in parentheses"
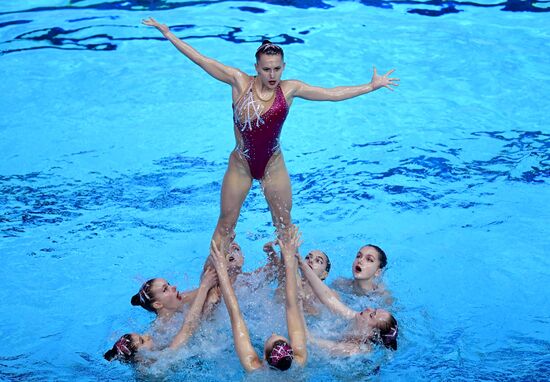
top-left (1, 0), bottom-right (549, 380)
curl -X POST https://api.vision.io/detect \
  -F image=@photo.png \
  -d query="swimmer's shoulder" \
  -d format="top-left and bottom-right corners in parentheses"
top-left (331, 277), bottom-right (351, 290)
top-left (280, 79), bottom-right (302, 95)
top-left (233, 71), bottom-right (253, 90)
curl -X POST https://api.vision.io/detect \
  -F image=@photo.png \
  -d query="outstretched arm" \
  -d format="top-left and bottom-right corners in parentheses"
top-left (298, 253), bottom-right (356, 319)
top-left (210, 241), bottom-right (263, 372)
top-left (278, 226), bottom-right (308, 366)
top-left (169, 266), bottom-right (217, 349)
top-left (286, 67), bottom-right (399, 101)
top-left (309, 336), bottom-right (370, 356)
top-left (142, 17), bottom-right (247, 87)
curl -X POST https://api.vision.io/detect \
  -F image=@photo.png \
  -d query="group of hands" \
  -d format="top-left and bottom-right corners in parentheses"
top-left (199, 226), bottom-right (304, 289)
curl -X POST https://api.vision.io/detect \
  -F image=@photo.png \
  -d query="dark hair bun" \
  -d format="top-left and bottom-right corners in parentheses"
top-left (275, 356), bottom-right (292, 371)
top-left (130, 294), bottom-right (141, 306)
top-left (104, 349), bottom-right (117, 361)
top-left (262, 39), bottom-right (272, 45)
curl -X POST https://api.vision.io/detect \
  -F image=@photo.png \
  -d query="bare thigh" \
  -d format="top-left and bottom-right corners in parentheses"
top-left (212, 151), bottom-right (253, 249)
top-left (261, 152), bottom-right (293, 234)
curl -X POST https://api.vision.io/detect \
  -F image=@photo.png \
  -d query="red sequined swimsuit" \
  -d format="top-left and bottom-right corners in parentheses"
top-left (233, 80), bottom-right (289, 180)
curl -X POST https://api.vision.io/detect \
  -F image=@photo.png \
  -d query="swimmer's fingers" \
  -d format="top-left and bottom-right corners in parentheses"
top-left (141, 17), bottom-right (170, 34)
top-left (384, 68), bottom-right (396, 77)
top-left (203, 265), bottom-right (216, 278)
top-left (288, 225), bottom-right (302, 249)
top-left (203, 256), bottom-right (213, 271)
top-left (293, 229), bottom-right (303, 249)
top-left (202, 267), bottom-right (218, 288)
top-left (210, 239), bottom-right (219, 253)
top-left (141, 17), bottom-right (156, 26)
top-left (209, 240), bottom-right (226, 267)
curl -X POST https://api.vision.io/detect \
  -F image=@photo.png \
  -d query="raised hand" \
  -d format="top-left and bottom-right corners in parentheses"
top-left (277, 225), bottom-right (302, 262)
top-left (141, 17), bottom-right (170, 35)
top-left (263, 240), bottom-right (281, 265)
top-left (370, 67), bottom-right (399, 91)
top-left (209, 240), bottom-right (227, 272)
top-left (201, 265), bottom-right (218, 290)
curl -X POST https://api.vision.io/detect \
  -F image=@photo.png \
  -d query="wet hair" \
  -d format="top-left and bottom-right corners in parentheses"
top-left (255, 40), bottom-right (284, 62)
top-left (104, 334), bottom-right (138, 362)
top-left (131, 279), bottom-right (158, 313)
top-left (323, 251), bottom-right (331, 274)
top-left (266, 340), bottom-right (293, 371)
top-left (375, 314), bottom-right (398, 351)
top-left (365, 244), bottom-right (387, 269)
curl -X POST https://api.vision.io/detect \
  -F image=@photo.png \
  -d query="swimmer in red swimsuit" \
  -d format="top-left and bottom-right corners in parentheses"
top-left (142, 17), bottom-right (399, 253)
top-left (233, 76), bottom-right (288, 180)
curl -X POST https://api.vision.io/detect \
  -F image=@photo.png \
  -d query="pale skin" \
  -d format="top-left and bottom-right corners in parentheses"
top-left (297, 251), bottom-right (392, 355)
top-left (143, 278), bottom-right (196, 319)
top-left (333, 245), bottom-right (393, 303)
top-left (300, 250), bottom-right (332, 314)
top-left (270, 247), bottom-right (333, 315)
top-left (168, 266), bottom-right (218, 349)
top-left (142, 253), bottom-right (243, 321)
top-left (209, 226), bottom-right (307, 372)
top-left (141, 17), bottom-right (400, 254)
top-left (117, 266), bottom-right (218, 360)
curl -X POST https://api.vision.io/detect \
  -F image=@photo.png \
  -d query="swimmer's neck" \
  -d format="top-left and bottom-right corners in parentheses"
top-left (353, 278), bottom-right (376, 292)
top-left (253, 75), bottom-right (278, 93)
top-left (156, 302), bottom-right (185, 319)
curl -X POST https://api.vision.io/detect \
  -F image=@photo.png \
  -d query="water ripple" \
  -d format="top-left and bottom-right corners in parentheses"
top-left (1, 130), bottom-right (547, 237)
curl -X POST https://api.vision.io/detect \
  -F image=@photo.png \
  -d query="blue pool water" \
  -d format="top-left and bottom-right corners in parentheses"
top-left (1, 0), bottom-right (549, 380)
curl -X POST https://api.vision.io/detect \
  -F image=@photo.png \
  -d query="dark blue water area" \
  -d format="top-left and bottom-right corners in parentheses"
top-left (0, 0), bottom-right (549, 55)
top-left (1, 0), bottom-right (549, 14)
top-left (1, 130), bottom-right (548, 239)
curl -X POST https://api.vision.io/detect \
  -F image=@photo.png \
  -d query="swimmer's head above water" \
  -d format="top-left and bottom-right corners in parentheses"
top-left (352, 245), bottom-right (387, 281)
top-left (227, 241), bottom-right (244, 274)
top-left (354, 308), bottom-right (398, 351)
top-left (131, 278), bottom-right (183, 315)
top-left (264, 334), bottom-right (294, 371)
top-left (305, 250), bottom-right (331, 281)
top-left (103, 333), bottom-right (153, 363)
top-left (255, 40), bottom-right (284, 62)
top-left (255, 40), bottom-right (285, 91)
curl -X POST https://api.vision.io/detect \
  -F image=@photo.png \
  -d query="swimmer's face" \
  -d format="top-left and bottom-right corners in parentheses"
top-left (355, 308), bottom-right (392, 334)
top-left (352, 246), bottom-right (382, 281)
top-left (263, 333), bottom-right (288, 359)
top-left (149, 278), bottom-right (184, 313)
top-left (255, 54), bottom-right (285, 90)
top-left (228, 242), bottom-right (244, 271)
top-left (129, 333), bottom-right (154, 351)
top-left (305, 250), bottom-right (329, 280)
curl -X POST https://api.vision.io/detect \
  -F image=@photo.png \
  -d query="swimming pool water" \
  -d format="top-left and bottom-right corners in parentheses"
top-left (1, 0), bottom-right (549, 380)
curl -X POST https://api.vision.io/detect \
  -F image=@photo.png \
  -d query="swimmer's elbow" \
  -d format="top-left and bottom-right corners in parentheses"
top-left (295, 355), bottom-right (307, 366)
top-left (294, 347), bottom-right (308, 366)
top-left (242, 355), bottom-right (263, 372)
